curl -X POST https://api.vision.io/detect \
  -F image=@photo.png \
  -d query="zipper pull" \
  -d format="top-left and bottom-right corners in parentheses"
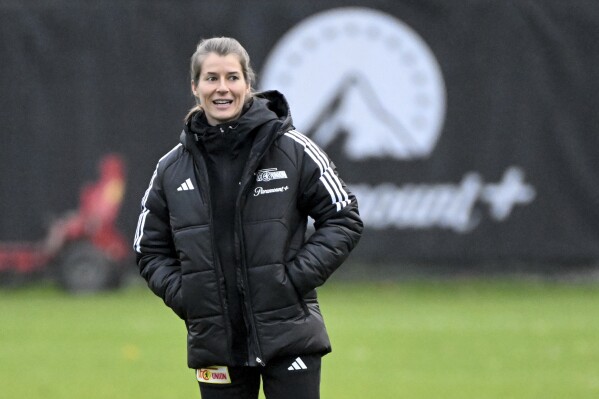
top-left (256, 357), bottom-right (265, 367)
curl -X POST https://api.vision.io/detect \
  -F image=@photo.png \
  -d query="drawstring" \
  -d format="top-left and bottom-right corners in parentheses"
top-left (220, 123), bottom-right (239, 133)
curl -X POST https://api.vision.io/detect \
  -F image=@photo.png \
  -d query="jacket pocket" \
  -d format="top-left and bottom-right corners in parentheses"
top-left (247, 263), bottom-right (306, 316)
top-left (284, 265), bottom-right (310, 317)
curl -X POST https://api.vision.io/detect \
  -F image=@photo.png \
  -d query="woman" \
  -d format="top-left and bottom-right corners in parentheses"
top-left (133, 37), bottom-right (362, 399)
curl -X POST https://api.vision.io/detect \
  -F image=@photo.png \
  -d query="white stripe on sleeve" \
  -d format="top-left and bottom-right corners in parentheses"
top-left (133, 144), bottom-right (181, 253)
top-left (284, 130), bottom-right (350, 211)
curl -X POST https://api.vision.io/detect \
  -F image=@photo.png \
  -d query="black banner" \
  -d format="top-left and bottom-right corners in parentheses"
top-left (1, 1), bottom-right (599, 265)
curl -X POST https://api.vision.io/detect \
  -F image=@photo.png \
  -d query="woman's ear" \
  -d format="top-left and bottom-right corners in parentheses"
top-left (191, 80), bottom-right (201, 104)
top-left (191, 80), bottom-right (200, 98)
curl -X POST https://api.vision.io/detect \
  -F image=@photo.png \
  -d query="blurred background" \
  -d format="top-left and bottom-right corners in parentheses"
top-left (1, 1), bottom-right (599, 398)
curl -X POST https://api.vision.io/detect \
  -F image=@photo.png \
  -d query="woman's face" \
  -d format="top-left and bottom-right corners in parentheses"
top-left (192, 52), bottom-right (250, 126)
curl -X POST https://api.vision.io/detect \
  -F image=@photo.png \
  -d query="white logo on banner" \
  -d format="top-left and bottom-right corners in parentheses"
top-left (261, 7), bottom-right (536, 231)
top-left (352, 167), bottom-right (536, 232)
top-left (261, 7), bottom-right (446, 160)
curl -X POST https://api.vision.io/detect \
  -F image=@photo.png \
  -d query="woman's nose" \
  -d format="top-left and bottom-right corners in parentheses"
top-left (217, 78), bottom-right (229, 92)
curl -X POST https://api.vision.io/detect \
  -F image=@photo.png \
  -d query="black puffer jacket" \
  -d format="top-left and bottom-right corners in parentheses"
top-left (134, 91), bottom-right (362, 369)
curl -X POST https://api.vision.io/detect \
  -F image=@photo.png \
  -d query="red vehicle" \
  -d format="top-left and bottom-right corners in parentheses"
top-left (0, 154), bottom-right (130, 293)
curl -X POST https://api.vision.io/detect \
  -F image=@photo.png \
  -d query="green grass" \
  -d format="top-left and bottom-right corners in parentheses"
top-left (1, 279), bottom-right (599, 398)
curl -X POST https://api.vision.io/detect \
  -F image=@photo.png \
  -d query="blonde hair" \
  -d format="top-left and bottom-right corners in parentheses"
top-left (185, 37), bottom-right (256, 122)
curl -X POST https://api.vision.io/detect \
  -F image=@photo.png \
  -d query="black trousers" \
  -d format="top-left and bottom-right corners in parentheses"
top-left (197, 354), bottom-right (321, 399)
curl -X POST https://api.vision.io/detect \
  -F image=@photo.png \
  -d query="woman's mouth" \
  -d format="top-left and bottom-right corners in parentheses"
top-left (213, 99), bottom-right (233, 107)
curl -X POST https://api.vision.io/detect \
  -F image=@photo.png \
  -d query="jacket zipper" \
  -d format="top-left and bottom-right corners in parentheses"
top-left (236, 199), bottom-right (265, 367)
top-left (236, 168), bottom-right (268, 367)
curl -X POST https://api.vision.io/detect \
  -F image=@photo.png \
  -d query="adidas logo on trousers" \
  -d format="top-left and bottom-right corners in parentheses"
top-left (288, 357), bottom-right (307, 370)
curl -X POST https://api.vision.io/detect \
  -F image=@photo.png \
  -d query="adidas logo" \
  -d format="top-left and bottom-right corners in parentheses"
top-left (287, 357), bottom-right (307, 371)
top-left (177, 178), bottom-right (195, 191)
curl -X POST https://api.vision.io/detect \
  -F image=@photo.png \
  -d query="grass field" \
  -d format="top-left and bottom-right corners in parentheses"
top-left (2, 278), bottom-right (599, 398)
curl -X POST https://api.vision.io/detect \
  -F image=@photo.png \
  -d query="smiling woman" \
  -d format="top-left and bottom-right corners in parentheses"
top-left (133, 36), bottom-right (363, 399)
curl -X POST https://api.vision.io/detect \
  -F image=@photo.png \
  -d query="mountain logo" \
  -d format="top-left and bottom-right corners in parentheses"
top-left (261, 7), bottom-right (446, 161)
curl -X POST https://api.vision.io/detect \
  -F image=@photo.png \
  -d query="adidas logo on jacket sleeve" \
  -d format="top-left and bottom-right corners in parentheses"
top-left (177, 178), bottom-right (195, 191)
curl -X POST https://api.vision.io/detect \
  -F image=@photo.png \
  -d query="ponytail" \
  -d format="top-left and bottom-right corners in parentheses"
top-left (184, 104), bottom-right (202, 124)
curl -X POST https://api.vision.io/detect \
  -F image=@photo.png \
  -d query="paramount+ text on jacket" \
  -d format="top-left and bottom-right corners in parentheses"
top-left (133, 91), bottom-right (363, 369)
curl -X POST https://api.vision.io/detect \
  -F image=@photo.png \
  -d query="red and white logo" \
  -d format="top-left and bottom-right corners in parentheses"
top-left (196, 366), bottom-right (231, 384)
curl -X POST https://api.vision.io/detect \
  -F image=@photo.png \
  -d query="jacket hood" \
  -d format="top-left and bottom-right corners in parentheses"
top-left (254, 90), bottom-right (293, 127)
